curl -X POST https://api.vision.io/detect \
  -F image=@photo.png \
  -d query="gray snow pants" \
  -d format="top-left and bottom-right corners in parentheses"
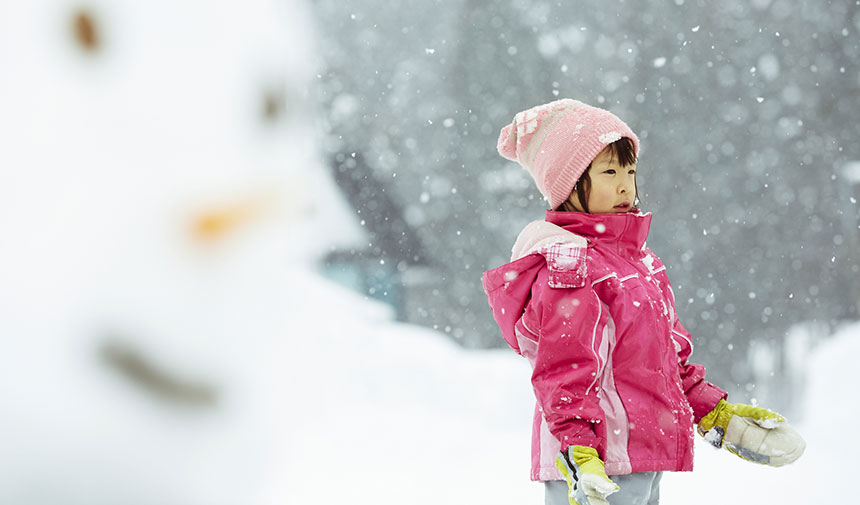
top-left (545, 472), bottom-right (663, 505)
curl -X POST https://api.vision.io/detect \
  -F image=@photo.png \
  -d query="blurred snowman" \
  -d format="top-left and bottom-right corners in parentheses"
top-left (0, 1), bottom-right (364, 503)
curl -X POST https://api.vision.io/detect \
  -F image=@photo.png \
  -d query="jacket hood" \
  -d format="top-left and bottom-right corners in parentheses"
top-left (482, 219), bottom-right (586, 354)
top-left (482, 255), bottom-right (542, 355)
top-left (510, 219), bottom-right (587, 262)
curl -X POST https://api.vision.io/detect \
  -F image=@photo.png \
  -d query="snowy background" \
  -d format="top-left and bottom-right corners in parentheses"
top-left (313, 0), bottom-right (860, 416)
top-left (0, 0), bottom-right (856, 503)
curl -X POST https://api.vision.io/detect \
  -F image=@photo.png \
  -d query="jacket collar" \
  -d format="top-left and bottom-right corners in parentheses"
top-left (545, 209), bottom-right (652, 255)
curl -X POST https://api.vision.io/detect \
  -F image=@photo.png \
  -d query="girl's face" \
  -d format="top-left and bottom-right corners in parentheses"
top-left (564, 145), bottom-right (637, 214)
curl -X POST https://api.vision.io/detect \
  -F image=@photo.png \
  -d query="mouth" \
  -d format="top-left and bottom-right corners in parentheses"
top-left (613, 202), bottom-right (631, 212)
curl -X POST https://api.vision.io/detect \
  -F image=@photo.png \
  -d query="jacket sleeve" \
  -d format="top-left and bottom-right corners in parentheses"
top-left (521, 275), bottom-right (608, 454)
top-left (669, 305), bottom-right (728, 423)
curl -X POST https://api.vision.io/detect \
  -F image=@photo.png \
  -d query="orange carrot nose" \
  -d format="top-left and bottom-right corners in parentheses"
top-left (191, 193), bottom-right (269, 243)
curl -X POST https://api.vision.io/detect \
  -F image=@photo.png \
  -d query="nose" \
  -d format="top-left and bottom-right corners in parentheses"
top-left (618, 178), bottom-right (633, 195)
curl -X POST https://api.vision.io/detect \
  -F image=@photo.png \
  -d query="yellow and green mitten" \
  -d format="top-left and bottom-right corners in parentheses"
top-left (554, 446), bottom-right (619, 505)
top-left (697, 399), bottom-right (805, 466)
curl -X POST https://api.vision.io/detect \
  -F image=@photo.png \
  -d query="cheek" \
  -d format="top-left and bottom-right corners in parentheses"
top-left (589, 185), bottom-right (616, 204)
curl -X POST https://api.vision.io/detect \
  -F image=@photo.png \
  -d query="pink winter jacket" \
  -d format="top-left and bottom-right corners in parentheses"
top-left (482, 210), bottom-right (727, 481)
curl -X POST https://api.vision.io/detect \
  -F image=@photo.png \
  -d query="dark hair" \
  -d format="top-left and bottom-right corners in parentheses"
top-left (556, 137), bottom-right (639, 213)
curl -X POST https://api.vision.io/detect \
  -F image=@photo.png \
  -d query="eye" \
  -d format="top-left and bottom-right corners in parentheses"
top-left (70, 8), bottom-right (101, 54)
top-left (604, 169), bottom-right (616, 175)
top-left (628, 169), bottom-right (637, 175)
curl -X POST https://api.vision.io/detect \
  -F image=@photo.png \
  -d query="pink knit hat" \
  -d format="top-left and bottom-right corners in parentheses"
top-left (497, 99), bottom-right (639, 209)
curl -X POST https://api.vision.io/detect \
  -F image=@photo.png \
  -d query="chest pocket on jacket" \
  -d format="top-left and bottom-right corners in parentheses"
top-left (540, 242), bottom-right (588, 289)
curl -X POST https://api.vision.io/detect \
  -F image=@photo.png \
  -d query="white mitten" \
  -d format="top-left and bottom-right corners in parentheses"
top-left (698, 399), bottom-right (805, 466)
top-left (723, 414), bottom-right (806, 466)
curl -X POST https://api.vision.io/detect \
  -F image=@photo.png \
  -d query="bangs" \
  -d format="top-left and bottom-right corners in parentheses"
top-left (608, 137), bottom-right (637, 167)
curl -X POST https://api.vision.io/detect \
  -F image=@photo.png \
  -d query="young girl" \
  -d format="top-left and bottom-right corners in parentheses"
top-left (482, 99), bottom-right (805, 505)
